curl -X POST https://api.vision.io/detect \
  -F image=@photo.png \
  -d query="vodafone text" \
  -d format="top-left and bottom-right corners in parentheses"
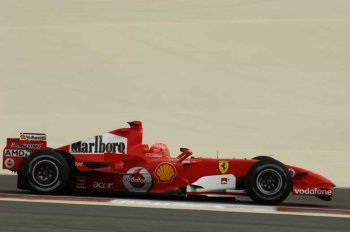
top-left (294, 188), bottom-right (332, 196)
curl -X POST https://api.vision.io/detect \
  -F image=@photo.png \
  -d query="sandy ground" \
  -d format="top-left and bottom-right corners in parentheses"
top-left (0, 1), bottom-right (349, 186)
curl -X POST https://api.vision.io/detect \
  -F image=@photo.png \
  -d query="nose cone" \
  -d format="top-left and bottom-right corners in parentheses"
top-left (318, 175), bottom-right (336, 188)
top-left (315, 173), bottom-right (336, 188)
top-left (289, 165), bottom-right (336, 189)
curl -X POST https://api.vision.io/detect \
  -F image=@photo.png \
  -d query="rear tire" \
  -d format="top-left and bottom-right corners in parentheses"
top-left (21, 149), bottom-right (70, 194)
top-left (17, 169), bottom-right (27, 190)
top-left (245, 159), bottom-right (292, 205)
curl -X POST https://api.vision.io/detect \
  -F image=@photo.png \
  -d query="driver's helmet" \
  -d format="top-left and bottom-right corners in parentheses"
top-left (149, 143), bottom-right (170, 158)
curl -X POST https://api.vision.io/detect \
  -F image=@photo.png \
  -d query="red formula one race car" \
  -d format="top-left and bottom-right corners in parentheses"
top-left (2, 121), bottom-right (335, 205)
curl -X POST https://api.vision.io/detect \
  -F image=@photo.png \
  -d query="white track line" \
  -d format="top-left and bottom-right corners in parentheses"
top-left (0, 193), bottom-right (349, 218)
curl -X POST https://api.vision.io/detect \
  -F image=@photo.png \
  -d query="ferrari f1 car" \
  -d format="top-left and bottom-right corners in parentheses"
top-left (2, 121), bottom-right (335, 205)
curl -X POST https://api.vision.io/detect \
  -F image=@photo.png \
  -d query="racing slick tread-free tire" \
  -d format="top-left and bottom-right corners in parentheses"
top-left (252, 156), bottom-right (275, 161)
top-left (245, 159), bottom-right (292, 205)
top-left (21, 149), bottom-right (70, 194)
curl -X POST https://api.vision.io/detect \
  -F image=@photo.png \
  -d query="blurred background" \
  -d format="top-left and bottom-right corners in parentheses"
top-left (1, 0), bottom-right (349, 186)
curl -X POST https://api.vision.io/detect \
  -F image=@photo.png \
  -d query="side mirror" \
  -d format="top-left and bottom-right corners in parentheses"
top-left (177, 148), bottom-right (192, 162)
top-left (180, 147), bottom-right (189, 152)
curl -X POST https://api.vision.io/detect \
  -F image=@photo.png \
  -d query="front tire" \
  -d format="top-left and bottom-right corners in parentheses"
top-left (252, 156), bottom-right (274, 161)
top-left (245, 159), bottom-right (292, 205)
top-left (21, 149), bottom-right (70, 194)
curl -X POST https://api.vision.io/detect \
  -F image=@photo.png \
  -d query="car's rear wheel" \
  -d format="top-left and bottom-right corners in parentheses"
top-left (245, 159), bottom-right (292, 205)
top-left (21, 149), bottom-right (70, 194)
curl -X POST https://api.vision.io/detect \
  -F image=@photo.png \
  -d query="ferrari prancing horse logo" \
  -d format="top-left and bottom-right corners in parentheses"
top-left (219, 161), bottom-right (229, 174)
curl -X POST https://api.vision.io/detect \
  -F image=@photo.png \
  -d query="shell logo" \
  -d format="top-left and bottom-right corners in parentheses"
top-left (155, 163), bottom-right (177, 183)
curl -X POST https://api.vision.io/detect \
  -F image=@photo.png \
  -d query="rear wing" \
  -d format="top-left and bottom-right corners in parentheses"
top-left (3, 133), bottom-right (47, 171)
top-left (19, 133), bottom-right (47, 141)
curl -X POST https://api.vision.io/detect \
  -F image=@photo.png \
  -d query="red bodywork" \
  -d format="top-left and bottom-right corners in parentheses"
top-left (3, 121), bottom-right (335, 198)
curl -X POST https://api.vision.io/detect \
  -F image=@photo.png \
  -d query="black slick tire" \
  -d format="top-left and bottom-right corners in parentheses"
top-left (21, 149), bottom-right (70, 194)
top-left (252, 156), bottom-right (275, 161)
top-left (245, 159), bottom-right (292, 205)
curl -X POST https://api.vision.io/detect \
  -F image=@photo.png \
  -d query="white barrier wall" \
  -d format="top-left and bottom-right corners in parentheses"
top-left (1, 1), bottom-right (349, 186)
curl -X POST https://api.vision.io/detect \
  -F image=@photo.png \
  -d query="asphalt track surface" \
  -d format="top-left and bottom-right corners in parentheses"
top-left (0, 175), bottom-right (349, 232)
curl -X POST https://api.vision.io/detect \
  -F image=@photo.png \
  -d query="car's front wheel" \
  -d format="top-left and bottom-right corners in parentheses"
top-left (252, 156), bottom-right (274, 161)
top-left (21, 149), bottom-right (70, 194)
top-left (245, 159), bottom-right (292, 205)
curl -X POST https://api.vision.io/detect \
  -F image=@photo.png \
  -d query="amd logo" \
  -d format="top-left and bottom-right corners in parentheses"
top-left (4, 149), bottom-right (31, 157)
top-left (92, 182), bottom-right (114, 189)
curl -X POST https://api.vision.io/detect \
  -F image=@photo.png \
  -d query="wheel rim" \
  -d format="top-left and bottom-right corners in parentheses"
top-left (32, 160), bottom-right (60, 187)
top-left (256, 169), bottom-right (283, 196)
